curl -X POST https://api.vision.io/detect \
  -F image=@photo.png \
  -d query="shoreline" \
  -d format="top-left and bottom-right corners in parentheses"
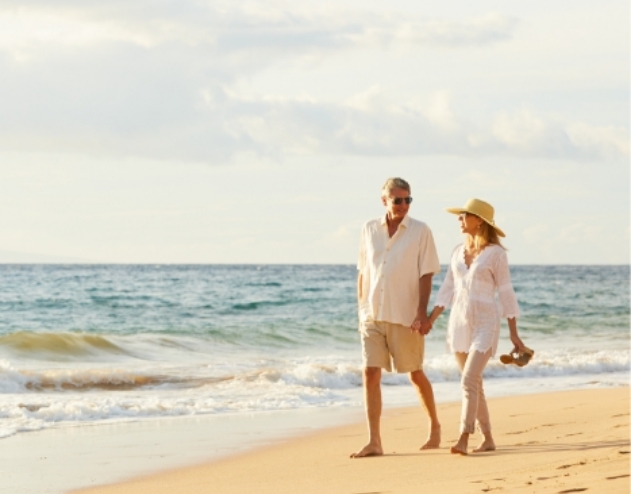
top-left (62, 386), bottom-right (629, 493)
top-left (2, 405), bottom-right (364, 494)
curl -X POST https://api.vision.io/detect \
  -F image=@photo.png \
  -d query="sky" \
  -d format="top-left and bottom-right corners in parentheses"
top-left (0, 0), bottom-right (628, 264)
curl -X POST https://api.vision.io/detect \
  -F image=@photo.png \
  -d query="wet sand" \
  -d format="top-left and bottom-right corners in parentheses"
top-left (2, 406), bottom-right (362, 494)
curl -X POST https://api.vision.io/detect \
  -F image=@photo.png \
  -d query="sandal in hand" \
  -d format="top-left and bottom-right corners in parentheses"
top-left (500, 347), bottom-right (534, 367)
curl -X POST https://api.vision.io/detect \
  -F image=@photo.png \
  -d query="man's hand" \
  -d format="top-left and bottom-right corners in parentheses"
top-left (411, 315), bottom-right (432, 335)
top-left (412, 274), bottom-right (433, 335)
top-left (420, 318), bottom-right (433, 335)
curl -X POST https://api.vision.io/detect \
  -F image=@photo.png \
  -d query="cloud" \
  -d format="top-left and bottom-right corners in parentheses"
top-left (566, 122), bottom-right (629, 160)
top-left (220, 91), bottom-right (629, 161)
top-left (490, 109), bottom-right (629, 160)
top-left (491, 108), bottom-right (576, 157)
top-left (0, 72), bottom-right (627, 163)
top-left (422, 90), bottom-right (460, 132)
top-left (0, 4), bottom-right (518, 57)
top-left (361, 11), bottom-right (518, 48)
top-left (0, 2), bottom-right (625, 164)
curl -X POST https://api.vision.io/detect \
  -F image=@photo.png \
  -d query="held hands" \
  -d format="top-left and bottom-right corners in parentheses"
top-left (411, 315), bottom-right (432, 335)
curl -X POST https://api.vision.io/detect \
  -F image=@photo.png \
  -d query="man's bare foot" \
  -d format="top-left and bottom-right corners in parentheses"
top-left (450, 435), bottom-right (468, 455)
top-left (350, 442), bottom-right (383, 458)
top-left (420, 426), bottom-right (441, 450)
top-left (472, 439), bottom-right (496, 453)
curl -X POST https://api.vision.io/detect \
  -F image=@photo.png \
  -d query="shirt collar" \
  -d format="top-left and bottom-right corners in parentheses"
top-left (381, 214), bottom-right (410, 228)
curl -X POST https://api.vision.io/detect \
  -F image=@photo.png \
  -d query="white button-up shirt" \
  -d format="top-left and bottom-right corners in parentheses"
top-left (358, 214), bottom-right (440, 326)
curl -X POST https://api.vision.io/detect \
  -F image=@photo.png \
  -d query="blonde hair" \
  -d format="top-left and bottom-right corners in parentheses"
top-left (466, 218), bottom-right (506, 252)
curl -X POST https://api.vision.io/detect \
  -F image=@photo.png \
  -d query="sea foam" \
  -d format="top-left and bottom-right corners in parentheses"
top-left (0, 264), bottom-right (628, 439)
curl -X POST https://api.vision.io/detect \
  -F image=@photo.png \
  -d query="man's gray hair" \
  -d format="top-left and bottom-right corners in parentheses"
top-left (381, 177), bottom-right (411, 197)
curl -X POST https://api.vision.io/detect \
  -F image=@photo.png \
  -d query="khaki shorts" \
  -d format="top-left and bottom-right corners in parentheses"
top-left (359, 319), bottom-right (424, 373)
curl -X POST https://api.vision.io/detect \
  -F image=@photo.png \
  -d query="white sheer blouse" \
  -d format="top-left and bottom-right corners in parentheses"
top-left (435, 244), bottom-right (520, 356)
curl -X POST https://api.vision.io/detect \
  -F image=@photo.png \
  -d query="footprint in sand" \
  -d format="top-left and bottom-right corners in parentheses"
top-left (606, 474), bottom-right (630, 480)
top-left (557, 461), bottom-right (586, 470)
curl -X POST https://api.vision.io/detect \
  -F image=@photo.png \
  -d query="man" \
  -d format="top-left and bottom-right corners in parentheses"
top-left (351, 177), bottom-right (441, 458)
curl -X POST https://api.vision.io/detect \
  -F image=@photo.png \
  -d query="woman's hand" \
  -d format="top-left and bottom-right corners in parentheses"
top-left (510, 333), bottom-right (526, 353)
top-left (428, 306), bottom-right (444, 326)
top-left (507, 317), bottom-right (526, 353)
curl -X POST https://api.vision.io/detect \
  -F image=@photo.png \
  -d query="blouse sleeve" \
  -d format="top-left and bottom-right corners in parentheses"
top-left (434, 246), bottom-right (458, 308)
top-left (494, 249), bottom-right (520, 319)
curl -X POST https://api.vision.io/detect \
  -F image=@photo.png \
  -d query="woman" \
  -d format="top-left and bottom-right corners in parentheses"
top-left (428, 198), bottom-right (529, 455)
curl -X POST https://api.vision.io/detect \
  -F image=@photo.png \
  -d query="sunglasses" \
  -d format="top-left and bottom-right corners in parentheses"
top-left (390, 197), bottom-right (413, 205)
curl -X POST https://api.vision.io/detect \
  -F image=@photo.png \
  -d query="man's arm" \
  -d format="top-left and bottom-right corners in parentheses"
top-left (411, 273), bottom-right (433, 334)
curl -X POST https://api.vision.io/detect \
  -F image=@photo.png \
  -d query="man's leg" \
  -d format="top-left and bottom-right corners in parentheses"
top-left (350, 366), bottom-right (383, 458)
top-left (409, 369), bottom-right (441, 449)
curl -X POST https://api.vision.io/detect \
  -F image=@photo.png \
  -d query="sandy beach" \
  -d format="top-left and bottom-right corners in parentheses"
top-left (71, 387), bottom-right (629, 494)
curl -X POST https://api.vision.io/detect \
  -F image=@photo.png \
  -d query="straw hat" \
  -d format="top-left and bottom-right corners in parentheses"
top-left (446, 198), bottom-right (506, 237)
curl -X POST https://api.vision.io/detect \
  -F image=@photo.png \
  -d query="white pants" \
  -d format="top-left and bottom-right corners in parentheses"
top-left (455, 349), bottom-right (492, 435)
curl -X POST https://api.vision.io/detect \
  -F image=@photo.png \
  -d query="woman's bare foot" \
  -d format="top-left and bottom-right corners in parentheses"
top-left (472, 436), bottom-right (496, 453)
top-left (450, 433), bottom-right (469, 455)
top-left (350, 441), bottom-right (383, 458)
top-left (420, 426), bottom-right (441, 450)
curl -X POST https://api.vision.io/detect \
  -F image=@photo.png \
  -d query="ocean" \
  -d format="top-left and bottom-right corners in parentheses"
top-left (0, 264), bottom-right (628, 440)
